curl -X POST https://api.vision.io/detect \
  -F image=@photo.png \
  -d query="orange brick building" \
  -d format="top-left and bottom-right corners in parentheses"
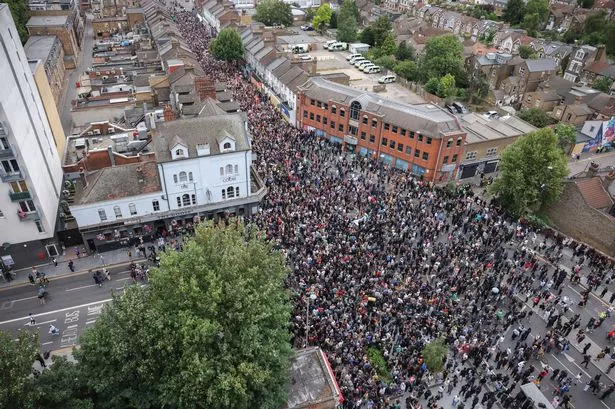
top-left (296, 78), bottom-right (466, 182)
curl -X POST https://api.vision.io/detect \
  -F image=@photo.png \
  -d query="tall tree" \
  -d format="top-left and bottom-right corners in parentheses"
top-left (312, 3), bottom-right (333, 32)
top-left (592, 76), bottom-right (614, 93)
top-left (518, 45), bottom-right (538, 59)
top-left (209, 28), bottom-right (244, 62)
top-left (75, 223), bottom-right (293, 409)
top-left (360, 26), bottom-right (376, 46)
top-left (420, 35), bottom-right (465, 82)
top-left (31, 357), bottom-right (94, 409)
top-left (329, 10), bottom-right (338, 28)
top-left (0, 330), bottom-right (38, 409)
top-left (489, 128), bottom-right (569, 215)
top-left (395, 40), bottom-right (415, 61)
top-left (393, 60), bottom-right (420, 82)
top-left (5, 0), bottom-right (30, 44)
top-left (438, 73), bottom-right (457, 100)
top-left (379, 34), bottom-right (397, 56)
top-left (554, 123), bottom-right (577, 153)
top-left (253, 0), bottom-right (293, 27)
top-left (336, 0), bottom-right (358, 42)
top-left (371, 15), bottom-right (393, 47)
top-left (518, 108), bottom-right (556, 128)
top-left (502, 0), bottom-right (526, 25)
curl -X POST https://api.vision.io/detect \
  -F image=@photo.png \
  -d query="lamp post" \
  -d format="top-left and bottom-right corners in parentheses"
top-left (305, 292), bottom-right (317, 347)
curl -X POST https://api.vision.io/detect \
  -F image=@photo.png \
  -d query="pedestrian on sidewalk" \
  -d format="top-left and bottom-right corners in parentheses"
top-left (35, 352), bottom-right (46, 369)
top-left (68, 260), bottom-right (74, 272)
top-left (582, 354), bottom-right (591, 368)
top-left (601, 384), bottom-right (615, 400)
top-left (3, 268), bottom-right (14, 282)
top-left (52, 257), bottom-right (57, 267)
top-left (583, 342), bottom-right (592, 355)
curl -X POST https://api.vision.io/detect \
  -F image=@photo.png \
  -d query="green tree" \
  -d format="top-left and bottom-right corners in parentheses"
top-left (525, 0), bottom-right (549, 23)
top-left (393, 60), bottom-right (420, 81)
top-left (518, 45), bottom-right (538, 59)
top-left (31, 357), bottom-right (94, 409)
top-left (336, 0), bottom-right (358, 42)
top-left (422, 338), bottom-right (448, 373)
top-left (554, 123), bottom-right (577, 153)
top-left (395, 40), bottom-right (415, 61)
top-left (502, 0), bottom-right (526, 25)
top-left (0, 330), bottom-right (38, 409)
top-left (5, 0), bottom-right (30, 44)
top-left (379, 34), bottom-right (397, 56)
top-left (425, 77), bottom-right (440, 95)
top-left (489, 128), bottom-right (569, 215)
top-left (438, 73), bottom-right (457, 100)
top-left (312, 3), bottom-right (333, 32)
top-left (522, 12), bottom-right (543, 35)
top-left (371, 15), bottom-right (393, 47)
top-left (375, 55), bottom-right (397, 70)
top-left (518, 108), bottom-right (557, 128)
top-left (420, 35), bottom-right (465, 82)
top-left (329, 10), bottom-right (338, 28)
top-left (253, 0), bottom-right (293, 27)
top-left (592, 76), bottom-right (613, 93)
top-left (75, 223), bottom-right (293, 409)
top-left (209, 28), bottom-right (244, 62)
top-left (360, 26), bottom-right (376, 46)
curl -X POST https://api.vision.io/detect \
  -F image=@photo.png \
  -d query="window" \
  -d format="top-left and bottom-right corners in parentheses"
top-left (397, 143), bottom-right (404, 152)
top-left (219, 167), bottom-right (224, 176)
top-left (389, 140), bottom-right (396, 149)
top-left (152, 200), bottom-right (160, 211)
top-left (331, 106), bottom-right (337, 114)
top-left (226, 164), bottom-right (233, 174)
top-left (384, 123), bottom-right (390, 131)
top-left (486, 147), bottom-right (498, 156)
top-left (422, 152), bottom-right (429, 160)
top-left (360, 131), bottom-right (366, 140)
top-left (189, 172), bottom-right (193, 181)
top-left (317, 101), bottom-right (322, 108)
top-left (175, 148), bottom-right (184, 157)
top-left (235, 187), bottom-right (240, 197)
top-left (177, 197), bottom-right (181, 207)
top-left (339, 109), bottom-right (345, 117)
top-left (1, 159), bottom-right (19, 173)
top-left (362, 116), bottom-right (368, 125)
top-left (400, 129), bottom-right (406, 137)
top-left (349, 125), bottom-right (358, 136)
top-left (443, 156), bottom-right (449, 164)
top-left (392, 126), bottom-right (398, 133)
top-left (456, 137), bottom-right (462, 146)
top-left (98, 209), bottom-right (107, 221)
top-left (372, 119), bottom-right (377, 128)
top-left (446, 138), bottom-right (453, 148)
top-left (414, 149), bottom-right (420, 158)
top-left (330, 121), bottom-right (335, 129)
top-left (179, 171), bottom-right (188, 182)
top-left (369, 135), bottom-right (375, 143)
top-left (338, 124), bottom-right (343, 132)
top-left (310, 112), bottom-right (315, 120)
top-left (182, 194), bottom-right (190, 206)
top-left (324, 103), bottom-right (328, 110)
top-left (417, 134), bottom-right (423, 142)
top-left (303, 110), bottom-right (308, 118)
top-left (0, 137), bottom-right (9, 150)
top-left (222, 189), bottom-right (226, 200)
top-left (405, 146), bottom-right (411, 155)
top-left (452, 154), bottom-right (458, 163)
top-left (316, 115), bottom-right (321, 122)
top-left (114, 206), bottom-right (122, 218)
top-left (409, 131), bottom-right (415, 139)
top-left (173, 174), bottom-right (178, 183)
top-left (227, 186), bottom-right (235, 199)
top-left (426, 137), bottom-right (432, 145)
top-left (9, 181), bottom-right (28, 193)
top-left (465, 151), bottom-right (477, 160)
top-left (234, 165), bottom-right (239, 173)
top-left (323, 117), bottom-right (328, 125)
top-left (35, 220), bottom-right (45, 233)
top-left (310, 99), bottom-right (315, 106)
top-left (519, 67), bottom-right (526, 75)
top-left (129, 203), bottom-right (137, 215)
top-left (223, 142), bottom-right (231, 150)
top-left (350, 101), bottom-right (361, 120)
top-left (191, 194), bottom-right (196, 205)
top-left (575, 50), bottom-right (585, 60)
top-left (381, 137), bottom-right (388, 146)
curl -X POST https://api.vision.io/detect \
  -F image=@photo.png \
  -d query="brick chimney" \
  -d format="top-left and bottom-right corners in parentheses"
top-left (163, 105), bottom-right (176, 121)
top-left (194, 76), bottom-right (216, 101)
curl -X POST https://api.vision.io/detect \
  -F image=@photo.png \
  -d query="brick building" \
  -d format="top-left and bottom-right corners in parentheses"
top-left (26, 15), bottom-right (80, 68)
top-left (24, 36), bottom-right (66, 106)
top-left (296, 78), bottom-right (466, 182)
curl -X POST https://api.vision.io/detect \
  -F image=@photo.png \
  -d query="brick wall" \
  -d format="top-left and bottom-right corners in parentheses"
top-left (545, 181), bottom-right (615, 257)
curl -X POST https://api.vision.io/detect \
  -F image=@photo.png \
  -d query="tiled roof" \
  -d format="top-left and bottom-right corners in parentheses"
top-left (576, 177), bottom-right (614, 209)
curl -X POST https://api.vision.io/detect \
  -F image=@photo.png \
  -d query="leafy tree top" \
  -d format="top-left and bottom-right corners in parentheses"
top-left (254, 0), bottom-right (293, 27)
top-left (421, 34), bottom-right (465, 82)
top-left (209, 28), bottom-right (244, 62)
top-left (312, 3), bottom-right (333, 31)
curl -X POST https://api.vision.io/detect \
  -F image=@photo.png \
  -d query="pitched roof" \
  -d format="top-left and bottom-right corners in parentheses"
top-left (525, 58), bottom-right (558, 72)
top-left (575, 177), bottom-right (614, 209)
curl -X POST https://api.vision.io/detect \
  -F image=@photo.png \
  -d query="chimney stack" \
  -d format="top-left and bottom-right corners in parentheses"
top-left (107, 146), bottom-right (116, 166)
top-left (163, 105), bottom-right (176, 121)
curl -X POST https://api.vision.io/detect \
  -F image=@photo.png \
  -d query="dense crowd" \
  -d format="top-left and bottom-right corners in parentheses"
top-left (171, 11), bottom-right (615, 409)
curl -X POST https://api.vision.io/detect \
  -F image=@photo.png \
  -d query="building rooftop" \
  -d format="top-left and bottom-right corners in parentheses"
top-left (284, 348), bottom-right (341, 409)
top-left (576, 177), bottom-right (614, 210)
top-left (460, 113), bottom-right (537, 144)
top-left (525, 58), bottom-right (558, 73)
top-left (298, 77), bottom-right (462, 138)
top-left (26, 15), bottom-right (69, 27)
top-left (74, 161), bottom-right (161, 204)
top-left (24, 36), bottom-right (59, 62)
top-left (152, 113), bottom-right (251, 162)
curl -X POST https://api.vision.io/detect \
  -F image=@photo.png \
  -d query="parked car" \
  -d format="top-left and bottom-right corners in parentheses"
top-left (364, 66), bottom-right (381, 74)
top-left (484, 110), bottom-right (499, 119)
top-left (323, 40), bottom-right (336, 50)
top-left (378, 75), bottom-right (396, 84)
top-left (360, 63), bottom-right (376, 72)
top-left (347, 53), bottom-right (362, 61)
top-left (300, 25), bottom-right (314, 31)
top-left (445, 102), bottom-right (469, 114)
top-left (299, 54), bottom-right (312, 61)
top-left (355, 59), bottom-right (371, 68)
top-left (357, 61), bottom-right (373, 70)
top-left (350, 57), bottom-right (367, 65)
top-left (328, 42), bottom-right (348, 51)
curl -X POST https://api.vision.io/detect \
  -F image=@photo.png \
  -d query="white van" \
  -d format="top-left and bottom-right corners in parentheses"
top-left (360, 63), bottom-right (375, 72)
top-left (365, 66), bottom-right (381, 74)
top-left (357, 60), bottom-right (373, 70)
top-left (323, 40), bottom-right (336, 50)
top-left (346, 53), bottom-right (362, 61)
top-left (378, 75), bottom-right (396, 84)
top-left (328, 42), bottom-right (348, 51)
top-left (350, 56), bottom-right (366, 65)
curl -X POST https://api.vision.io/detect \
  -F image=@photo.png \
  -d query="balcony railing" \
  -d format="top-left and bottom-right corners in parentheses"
top-left (9, 191), bottom-right (31, 201)
top-left (0, 169), bottom-right (22, 182)
top-left (0, 146), bottom-right (15, 159)
top-left (18, 210), bottom-right (39, 221)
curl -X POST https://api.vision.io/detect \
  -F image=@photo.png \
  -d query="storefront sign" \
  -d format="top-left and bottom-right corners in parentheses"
top-left (441, 164), bottom-right (456, 172)
top-left (344, 135), bottom-right (358, 145)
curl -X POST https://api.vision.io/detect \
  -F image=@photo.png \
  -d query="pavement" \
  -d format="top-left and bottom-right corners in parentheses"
top-left (568, 150), bottom-right (615, 177)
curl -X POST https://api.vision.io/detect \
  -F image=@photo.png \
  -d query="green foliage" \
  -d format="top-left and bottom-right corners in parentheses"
top-left (518, 45), bottom-right (538, 59)
top-left (312, 3), bottom-right (333, 31)
top-left (425, 77), bottom-right (440, 95)
top-left (525, 0), bottom-right (549, 22)
top-left (393, 60), bottom-right (420, 81)
top-left (438, 74), bottom-right (457, 99)
top-left (592, 76), bottom-right (613, 93)
top-left (336, 0), bottom-right (359, 42)
top-left (379, 34), bottom-right (397, 56)
top-left (502, 0), bottom-right (526, 25)
top-left (360, 26), bottom-right (376, 46)
top-left (253, 0), bottom-right (293, 27)
top-left (395, 40), bottom-right (414, 61)
top-left (76, 222), bottom-right (293, 409)
top-left (554, 123), bottom-right (577, 153)
top-left (518, 108), bottom-right (557, 128)
top-left (0, 330), bottom-right (38, 409)
top-left (209, 28), bottom-right (244, 62)
top-left (420, 35), bottom-right (465, 83)
top-left (489, 128), bottom-right (569, 216)
top-left (375, 55), bottom-right (397, 70)
top-left (525, 212), bottom-right (552, 228)
top-left (422, 338), bottom-right (448, 373)
top-left (366, 346), bottom-right (393, 382)
top-left (578, 11), bottom-right (615, 56)
top-left (371, 15), bottom-right (393, 47)
top-left (467, 72), bottom-right (490, 104)
top-left (5, 0), bottom-right (30, 44)
top-left (31, 357), bottom-right (94, 409)
top-left (304, 7), bottom-right (316, 21)
top-left (329, 10), bottom-right (338, 28)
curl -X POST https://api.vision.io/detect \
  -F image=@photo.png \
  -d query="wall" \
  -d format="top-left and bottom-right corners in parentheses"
top-left (27, 24), bottom-right (80, 63)
top-left (545, 181), bottom-right (615, 257)
top-left (63, 150), bottom-right (156, 173)
top-left (32, 62), bottom-right (66, 157)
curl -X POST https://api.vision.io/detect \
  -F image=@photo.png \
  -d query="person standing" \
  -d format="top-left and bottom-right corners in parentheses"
top-left (52, 257), bottom-right (57, 267)
top-left (601, 384), bottom-right (615, 400)
top-left (29, 313), bottom-right (35, 326)
top-left (68, 260), bottom-right (74, 272)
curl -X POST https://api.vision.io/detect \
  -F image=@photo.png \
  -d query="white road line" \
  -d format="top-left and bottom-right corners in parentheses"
top-left (86, 320), bottom-right (96, 325)
top-left (67, 324), bottom-right (78, 329)
top-left (0, 299), bottom-right (112, 325)
top-left (551, 353), bottom-right (591, 378)
top-left (115, 277), bottom-right (130, 281)
top-left (11, 295), bottom-right (39, 303)
top-left (65, 284), bottom-right (97, 292)
top-left (24, 319), bottom-right (56, 327)
top-left (42, 341), bottom-right (53, 345)
top-left (602, 401), bottom-right (612, 409)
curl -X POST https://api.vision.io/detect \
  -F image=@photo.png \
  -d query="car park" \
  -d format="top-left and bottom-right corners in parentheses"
top-left (357, 60), bottom-right (373, 70)
top-left (347, 53), bottom-right (362, 61)
top-left (378, 75), bottom-right (396, 84)
top-left (350, 56), bottom-right (367, 65)
top-left (360, 63), bottom-right (376, 72)
top-left (300, 25), bottom-right (314, 31)
top-left (364, 66), bottom-right (381, 74)
top-left (323, 40), bottom-right (336, 50)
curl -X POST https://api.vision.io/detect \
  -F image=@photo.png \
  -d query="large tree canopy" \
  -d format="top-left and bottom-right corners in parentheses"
top-left (253, 0), bottom-right (293, 27)
top-left (209, 28), bottom-right (244, 62)
top-left (489, 128), bottom-right (569, 216)
top-left (420, 35), bottom-right (465, 83)
top-left (312, 3), bottom-right (333, 32)
top-left (336, 0), bottom-right (358, 42)
top-left (0, 330), bottom-right (38, 409)
top-left (75, 222), bottom-right (293, 409)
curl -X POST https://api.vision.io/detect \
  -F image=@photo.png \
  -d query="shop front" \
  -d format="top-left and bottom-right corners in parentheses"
top-left (344, 135), bottom-right (358, 153)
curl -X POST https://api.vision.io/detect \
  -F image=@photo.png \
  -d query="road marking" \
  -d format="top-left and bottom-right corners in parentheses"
top-left (24, 319), bottom-right (56, 327)
top-left (11, 295), bottom-right (39, 303)
top-left (42, 341), bottom-right (53, 345)
top-left (67, 324), bottom-right (78, 329)
top-left (86, 320), bottom-right (96, 325)
top-left (0, 299), bottom-right (112, 325)
top-left (65, 284), bottom-right (97, 292)
top-left (602, 401), bottom-right (612, 409)
top-left (553, 353), bottom-right (591, 378)
top-left (115, 277), bottom-right (130, 281)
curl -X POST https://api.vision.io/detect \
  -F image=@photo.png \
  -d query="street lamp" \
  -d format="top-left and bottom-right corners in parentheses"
top-left (305, 292), bottom-right (317, 347)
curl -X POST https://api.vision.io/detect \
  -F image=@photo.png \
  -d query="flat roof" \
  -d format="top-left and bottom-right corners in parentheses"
top-left (460, 113), bottom-right (537, 144)
top-left (27, 15), bottom-right (69, 26)
top-left (284, 348), bottom-right (341, 409)
top-left (24, 36), bottom-right (58, 61)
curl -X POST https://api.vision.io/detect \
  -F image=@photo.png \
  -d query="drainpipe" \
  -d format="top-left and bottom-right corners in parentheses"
top-left (435, 136), bottom-right (444, 182)
top-left (159, 163), bottom-right (170, 210)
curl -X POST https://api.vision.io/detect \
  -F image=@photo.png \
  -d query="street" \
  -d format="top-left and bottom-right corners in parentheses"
top-left (569, 150), bottom-right (615, 177)
top-left (0, 266), bottom-right (139, 350)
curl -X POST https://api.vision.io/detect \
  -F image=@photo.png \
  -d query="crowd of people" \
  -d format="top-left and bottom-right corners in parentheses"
top-left (171, 10), bottom-right (615, 409)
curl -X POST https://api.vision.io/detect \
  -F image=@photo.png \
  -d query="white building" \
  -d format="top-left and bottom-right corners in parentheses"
top-left (66, 112), bottom-right (266, 252)
top-left (0, 4), bottom-right (64, 267)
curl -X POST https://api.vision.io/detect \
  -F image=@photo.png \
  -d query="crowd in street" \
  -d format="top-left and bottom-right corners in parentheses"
top-left (171, 10), bottom-right (615, 409)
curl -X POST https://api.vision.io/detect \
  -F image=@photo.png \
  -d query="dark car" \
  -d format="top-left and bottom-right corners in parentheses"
top-left (300, 25), bottom-right (314, 31)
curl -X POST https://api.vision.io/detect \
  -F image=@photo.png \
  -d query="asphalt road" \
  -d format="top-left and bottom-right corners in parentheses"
top-left (0, 266), bottom-right (139, 350)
